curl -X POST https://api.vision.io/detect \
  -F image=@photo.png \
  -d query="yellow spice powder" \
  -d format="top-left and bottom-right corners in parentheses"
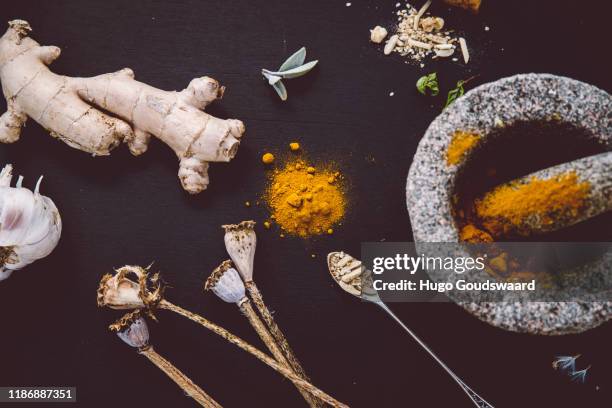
top-left (446, 131), bottom-right (481, 165)
top-left (459, 224), bottom-right (493, 243)
top-left (475, 171), bottom-right (590, 236)
top-left (265, 159), bottom-right (346, 237)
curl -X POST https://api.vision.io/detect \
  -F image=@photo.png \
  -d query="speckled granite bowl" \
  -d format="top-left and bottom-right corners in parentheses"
top-left (406, 74), bottom-right (611, 335)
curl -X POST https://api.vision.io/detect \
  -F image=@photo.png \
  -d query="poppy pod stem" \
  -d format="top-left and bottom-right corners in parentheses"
top-left (158, 299), bottom-right (348, 408)
top-left (205, 260), bottom-right (321, 407)
top-left (111, 312), bottom-right (222, 408)
top-left (100, 266), bottom-right (346, 406)
top-left (245, 281), bottom-right (315, 393)
top-left (222, 221), bottom-right (317, 403)
top-left (238, 298), bottom-right (321, 407)
top-left (139, 347), bottom-right (223, 408)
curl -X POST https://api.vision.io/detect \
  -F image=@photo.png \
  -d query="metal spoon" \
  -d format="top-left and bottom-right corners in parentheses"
top-left (327, 251), bottom-right (494, 408)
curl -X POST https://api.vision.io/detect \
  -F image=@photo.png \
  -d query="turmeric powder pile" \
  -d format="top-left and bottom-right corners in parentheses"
top-left (265, 159), bottom-right (346, 237)
top-left (474, 171), bottom-right (590, 237)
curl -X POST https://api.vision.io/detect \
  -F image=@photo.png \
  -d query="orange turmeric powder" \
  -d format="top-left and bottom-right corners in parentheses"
top-left (265, 159), bottom-right (346, 237)
top-left (456, 168), bottom-right (589, 283)
top-left (459, 224), bottom-right (493, 243)
top-left (446, 131), bottom-right (481, 165)
top-left (474, 171), bottom-right (590, 237)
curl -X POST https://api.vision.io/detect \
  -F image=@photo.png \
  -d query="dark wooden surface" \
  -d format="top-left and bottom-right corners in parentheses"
top-left (0, 1), bottom-right (610, 407)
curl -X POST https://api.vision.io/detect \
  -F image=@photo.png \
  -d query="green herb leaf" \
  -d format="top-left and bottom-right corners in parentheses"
top-left (444, 80), bottom-right (465, 108)
top-left (262, 71), bottom-right (282, 85)
top-left (416, 72), bottom-right (439, 96)
top-left (262, 47), bottom-right (318, 101)
top-left (263, 60), bottom-right (319, 79)
top-left (271, 79), bottom-right (288, 101)
top-left (279, 47), bottom-right (307, 71)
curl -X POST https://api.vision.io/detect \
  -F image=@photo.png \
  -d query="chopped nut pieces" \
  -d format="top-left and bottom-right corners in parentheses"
top-left (374, 2), bottom-right (470, 65)
top-left (413, 0), bottom-right (432, 30)
top-left (328, 251), bottom-right (364, 297)
top-left (370, 25), bottom-right (388, 43)
top-left (420, 17), bottom-right (444, 32)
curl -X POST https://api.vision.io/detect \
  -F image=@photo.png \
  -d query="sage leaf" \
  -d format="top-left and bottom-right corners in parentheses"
top-left (272, 79), bottom-right (288, 101)
top-left (416, 72), bottom-right (439, 96)
top-left (444, 80), bottom-right (465, 108)
top-left (262, 70), bottom-right (282, 85)
top-left (264, 60), bottom-right (319, 79)
top-left (279, 46), bottom-right (307, 71)
top-left (262, 47), bottom-right (318, 101)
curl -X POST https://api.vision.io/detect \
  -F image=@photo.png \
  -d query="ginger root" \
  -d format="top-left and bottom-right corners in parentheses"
top-left (0, 20), bottom-right (245, 194)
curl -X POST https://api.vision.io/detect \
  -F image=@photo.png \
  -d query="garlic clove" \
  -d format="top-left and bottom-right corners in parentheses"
top-left (0, 164), bottom-right (13, 187)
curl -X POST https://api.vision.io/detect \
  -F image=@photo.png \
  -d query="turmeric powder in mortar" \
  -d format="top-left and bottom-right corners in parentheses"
top-left (265, 159), bottom-right (346, 237)
top-left (474, 171), bottom-right (590, 237)
top-left (446, 130), bottom-right (481, 166)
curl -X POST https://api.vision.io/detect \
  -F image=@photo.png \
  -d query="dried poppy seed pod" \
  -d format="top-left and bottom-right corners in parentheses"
top-left (97, 269), bottom-right (145, 310)
top-left (205, 259), bottom-right (322, 407)
top-left (221, 221), bottom-right (322, 406)
top-left (0, 164), bottom-right (61, 281)
top-left (205, 260), bottom-right (246, 304)
top-left (112, 312), bottom-right (150, 349)
top-left (110, 310), bottom-right (223, 407)
top-left (97, 265), bottom-right (164, 313)
top-left (100, 265), bottom-right (346, 407)
top-left (222, 220), bottom-right (256, 282)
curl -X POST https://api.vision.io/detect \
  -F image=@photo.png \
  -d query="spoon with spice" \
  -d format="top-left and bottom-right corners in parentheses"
top-left (327, 251), bottom-right (495, 408)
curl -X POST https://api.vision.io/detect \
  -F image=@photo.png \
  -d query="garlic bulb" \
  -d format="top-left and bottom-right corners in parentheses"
top-left (0, 164), bottom-right (61, 281)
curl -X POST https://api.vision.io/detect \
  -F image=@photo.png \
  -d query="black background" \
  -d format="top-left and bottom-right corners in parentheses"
top-left (0, 1), bottom-right (610, 407)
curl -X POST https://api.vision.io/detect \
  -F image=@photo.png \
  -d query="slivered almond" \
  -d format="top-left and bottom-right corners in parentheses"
top-left (384, 34), bottom-right (399, 55)
top-left (413, 0), bottom-right (432, 30)
top-left (337, 255), bottom-right (352, 269)
top-left (459, 37), bottom-right (469, 63)
top-left (408, 38), bottom-right (433, 50)
top-left (339, 267), bottom-right (352, 276)
top-left (427, 34), bottom-right (448, 44)
top-left (341, 268), bottom-right (363, 283)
